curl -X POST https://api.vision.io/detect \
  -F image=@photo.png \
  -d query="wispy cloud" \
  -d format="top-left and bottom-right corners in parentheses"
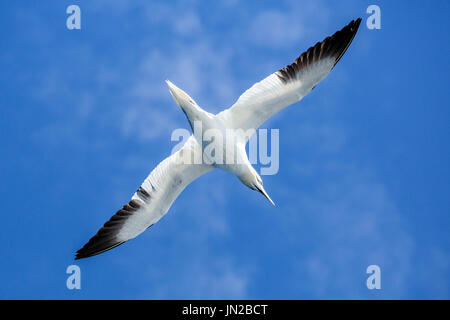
top-left (247, 0), bottom-right (331, 48)
top-left (248, 10), bottom-right (304, 48)
top-left (288, 168), bottom-right (414, 298)
top-left (269, 88), bottom-right (416, 298)
top-left (142, 256), bottom-right (249, 299)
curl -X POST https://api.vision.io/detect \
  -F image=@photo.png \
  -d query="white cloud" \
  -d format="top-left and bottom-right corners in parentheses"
top-left (246, 0), bottom-right (330, 48)
top-left (143, 257), bottom-right (249, 299)
top-left (268, 92), bottom-right (416, 297)
top-left (248, 10), bottom-right (304, 48)
top-left (173, 11), bottom-right (202, 36)
top-left (292, 169), bottom-right (414, 298)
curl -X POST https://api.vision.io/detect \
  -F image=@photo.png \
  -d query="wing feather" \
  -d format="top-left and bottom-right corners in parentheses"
top-left (75, 136), bottom-right (213, 259)
top-left (218, 18), bottom-right (361, 134)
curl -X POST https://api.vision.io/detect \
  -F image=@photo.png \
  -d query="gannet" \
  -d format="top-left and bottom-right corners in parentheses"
top-left (75, 18), bottom-right (361, 259)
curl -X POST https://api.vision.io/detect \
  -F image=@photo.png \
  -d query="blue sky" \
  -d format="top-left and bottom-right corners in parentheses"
top-left (0, 0), bottom-right (448, 299)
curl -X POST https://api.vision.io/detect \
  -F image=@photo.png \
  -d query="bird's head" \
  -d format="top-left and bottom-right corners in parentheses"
top-left (239, 168), bottom-right (275, 206)
top-left (166, 80), bottom-right (197, 109)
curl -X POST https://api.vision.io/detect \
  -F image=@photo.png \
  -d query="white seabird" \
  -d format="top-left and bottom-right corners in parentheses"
top-left (75, 18), bottom-right (361, 259)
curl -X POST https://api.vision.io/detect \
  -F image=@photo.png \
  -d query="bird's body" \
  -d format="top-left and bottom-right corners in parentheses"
top-left (76, 18), bottom-right (361, 259)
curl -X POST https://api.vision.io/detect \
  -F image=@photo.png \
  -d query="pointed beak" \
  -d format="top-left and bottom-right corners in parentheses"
top-left (256, 185), bottom-right (275, 206)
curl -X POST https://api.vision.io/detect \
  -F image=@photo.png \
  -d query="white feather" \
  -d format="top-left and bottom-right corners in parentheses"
top-left (218, 57), bottom-right (335, 135)
top-left (117, 136), bottom-right (213, 241)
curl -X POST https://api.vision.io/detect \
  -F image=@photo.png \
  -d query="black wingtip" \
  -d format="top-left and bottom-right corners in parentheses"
top-left (333, 18), bottom-right (362, 66)
top-left (277, 17), bottom-right (362, 83)
top-left (74, 198), bottom-right (146, 260)
top-left (75, 240), bottom-right (126, 260)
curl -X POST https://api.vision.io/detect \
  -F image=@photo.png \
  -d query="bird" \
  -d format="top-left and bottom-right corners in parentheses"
top-left (75, 18), bottom-right (362, 259)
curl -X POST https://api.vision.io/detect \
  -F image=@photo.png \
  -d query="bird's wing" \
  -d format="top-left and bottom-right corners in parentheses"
top-left (75, 136), bottom-right (213, 259)
top-left (217, 18), bottom-right (361, 135)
